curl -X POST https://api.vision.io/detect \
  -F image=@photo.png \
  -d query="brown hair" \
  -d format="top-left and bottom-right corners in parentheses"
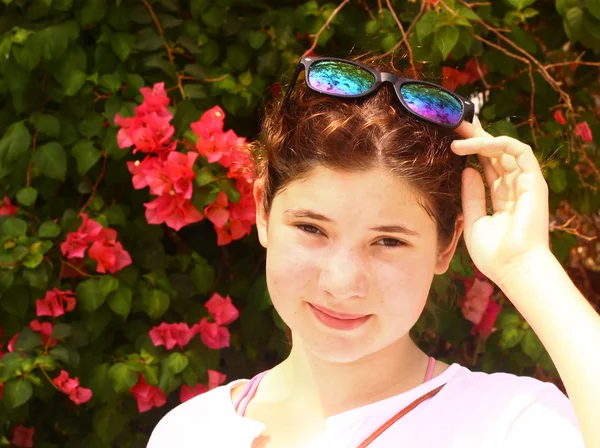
top-left (252, 56), bottom-right (465, 249)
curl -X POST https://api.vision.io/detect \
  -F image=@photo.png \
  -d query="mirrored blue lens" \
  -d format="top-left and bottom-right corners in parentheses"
top-left (400, 83), bottom-right (463, 125)
top-left (307, 61), bottom-right (375, 95)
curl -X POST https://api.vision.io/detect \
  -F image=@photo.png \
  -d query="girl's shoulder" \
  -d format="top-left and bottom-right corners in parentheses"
top-left (147, 378), bottom-right (260, 447)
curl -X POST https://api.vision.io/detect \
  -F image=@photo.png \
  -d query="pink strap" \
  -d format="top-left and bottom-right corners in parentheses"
top-left (236, 357), bottom-right (436, 417)
top-left (234, 371), bottom-right (268, 416)
top-left (424, 356), bottom-right (436, 382)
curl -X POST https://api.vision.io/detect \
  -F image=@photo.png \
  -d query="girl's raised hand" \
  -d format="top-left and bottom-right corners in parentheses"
top-left (451, 117), bottom-right (551, 288)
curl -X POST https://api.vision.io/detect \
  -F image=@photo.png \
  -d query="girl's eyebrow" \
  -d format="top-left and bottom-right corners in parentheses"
top-left (283, 208), bottom-right (421, 237)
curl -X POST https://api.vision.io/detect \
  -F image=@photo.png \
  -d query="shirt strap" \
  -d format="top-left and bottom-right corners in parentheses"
top-left (356, 382), bottom-right (447, 448)
top-left (234, 370), bottom-right (269, 416)
top-left (424, 356), bottom-right (436, 382)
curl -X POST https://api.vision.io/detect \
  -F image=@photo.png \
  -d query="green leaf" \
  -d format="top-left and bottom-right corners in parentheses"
top-left (16, 187), bottom-right (38, 206)
top-left (0, 121), bottom-right (31, 170)
top-left (49, 345), bottom-right (70, 363)
top-left (166, 352), bottom-right (189, 374)
top-left (3, 378), bottom-right (33, 408)
top-left (435, 26), bottom-right (459, 60)
top-left (108, 363), bottom-right (138, 393)
top-left (93, 406), bottom-right (127, 443)
top-left (564, 7), bottom-right (584, 41)
top-left (507, 0), bottom-right (536, 10)
top-left (38, 221), bottom-right (61, 238)
top-left (110, 33), bottom-right (135, 62)
top-left (201, 4), bottom-right (228, 27)
top-left (548, 167), bottom-right (568, 193)
top-left (0, 270), bottom-right (15, 293)
top-left (195, 166), bottom-right (216, 186)
top-left (99, 73), bottom-right (122, 93)
top-left (521, 329), bottom-right (544, 360)
top-left (143, 289), bottom-right (170, 319)
top-left (247, 30), bottom-right (267, 49)
top-left (107, 286), bottom-right (132, 319)
top-left (22, 264), bottom-right (48, 289)
top-left (500, 327), bottom-right (524, 349)
top-left (183, 84), bottom-right (207, 99)
top-left (587, 0), bottom-right (600, 20)
top-left (1, 285), bottom-right (30, 318)
top-left (32, 142), bottom-right (67, 181)
top-left (52, 323), bottom-right (73, 339)
top-left (32, 113), bottom-right (60, 138)
top-left (190, 258), bottom-right (215, 294)
top-left (104, 204), bottom-right (126, 227)
top-left (416, 11), bottom-right (439, 42)
top-left (76, 276), bottom-right (118, 312)
top-left (12, 35), bottom-right (41, 70)
top-left (72, 141), bottom-right (102, 175)
top-left (22, 253), bottom-right (43, 269)
top-left (55, 66), bottom-right (87, 96)
top-left (78, 0), bottom-right (107, 25)
top-left (78, 113), bottom-right (104, 137)
top-left (14, 328), bottom-right (43, 351)
top-left (3, 218), bottom-right (28, 236)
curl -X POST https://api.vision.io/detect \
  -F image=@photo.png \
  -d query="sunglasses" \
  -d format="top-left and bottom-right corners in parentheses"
top-left (282, 56), bottom-right (475, 129)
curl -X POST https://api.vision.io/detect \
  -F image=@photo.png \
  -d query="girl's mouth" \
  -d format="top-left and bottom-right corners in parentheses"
top-left (308, 303), bottom-right (371, 330)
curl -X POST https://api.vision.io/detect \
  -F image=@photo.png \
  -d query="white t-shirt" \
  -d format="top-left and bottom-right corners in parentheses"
top-left (147, 363), bottom-right (584, 447)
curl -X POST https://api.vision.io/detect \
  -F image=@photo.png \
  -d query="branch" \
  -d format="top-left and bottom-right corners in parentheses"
top-left (26, 130), bottom-right (39, 188)
top-left (79, 149), bottom-right (107, 216)
top-left (385, 0), bottom-right (417, 78)
top-left (303, 0), bottom-right (351, 57)
top-left (141, 0), bottom-right (174, 64)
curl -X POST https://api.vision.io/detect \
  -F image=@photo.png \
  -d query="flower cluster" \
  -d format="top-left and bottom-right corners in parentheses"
top-left (53, 370), bottom-right (92, 405)
top-left (460, 270), bottom-right (501, 338)
top-left (61, 213), bottom-right (131, 274)
top-left (11, 426), bottom-right (34, 448)
top-left (0, 196), bottom-right (18, 216)
top-left (115, 82), bottom-right (203, 231)
top-left (179, 369), bottom-right (226, 403)
top-left (149, 293), bottom-right (239, 351)
top-left (36, 288), bottom-right (76, 318)
top-left (442, 59), bottom-right (488, 91)
top-left (130, 374), bottom-right (166, 413)
top-left (553, 111), bottom-right (594, 143)
top-left (192, 106), bottom-right (256, 245)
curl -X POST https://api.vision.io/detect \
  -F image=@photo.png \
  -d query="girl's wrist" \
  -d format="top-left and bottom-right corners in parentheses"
top-left (494, 247), bottom-right (557, 293)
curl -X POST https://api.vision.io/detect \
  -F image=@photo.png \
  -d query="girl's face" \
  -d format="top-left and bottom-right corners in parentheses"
top-left (255, 166), bottom-right (460, 363)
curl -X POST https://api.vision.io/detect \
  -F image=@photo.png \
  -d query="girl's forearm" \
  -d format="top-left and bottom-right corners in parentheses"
top-left (497, 249), bottom-right (600, 448)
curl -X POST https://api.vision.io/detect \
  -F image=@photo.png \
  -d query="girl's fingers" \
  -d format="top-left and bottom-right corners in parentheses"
top-left (461, 167), bottom-right (487, 233)
top-left (454, 115), bottom-right (492, 139)
top-left (451, 136), bottom-right (542, 177)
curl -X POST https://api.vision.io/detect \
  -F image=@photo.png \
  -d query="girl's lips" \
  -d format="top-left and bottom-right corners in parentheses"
top-left (308, 303), bottom-right (371, 330)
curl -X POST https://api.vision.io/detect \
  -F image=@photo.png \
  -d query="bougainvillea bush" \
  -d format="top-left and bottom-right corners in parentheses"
top-left (0, 0), bottom-right (599, 446)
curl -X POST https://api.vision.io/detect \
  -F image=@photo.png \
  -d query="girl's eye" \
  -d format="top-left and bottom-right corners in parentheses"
top-left (296, 224), bottom-right (323, 235)
top-left (375, 238), bottom-right (405, 248)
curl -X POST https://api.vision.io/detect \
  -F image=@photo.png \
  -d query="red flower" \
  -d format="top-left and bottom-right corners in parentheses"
top-left (205, 293), bottom-right (239, 326)
top-left (130, 374), bottom-right (166, 413)
top-left (472, 300), bottom-right (502, 338)
top-left (7, 333), bottom-right (18, 352)
top-left (138, 151), bottom-right (198, 199)
top-left (60, 213), bottom-right (104, 259)
top-left (204, 192), bottom-right (230, 229)
top-left (29, 320), bottom-right (56, 348)
top-left (460, 278), bottom-right (494, 325)
top-left (441, 66), bottom-right (470, 91)
top-left (194, 318), bottom-right (230, 349)
top-left (0, 196), bottom-right (18, 217)
top-left (464, 58), bottom-right (488, 84)
top-left (88, 230), bottom-right (132, 274)
top-left (127, 156), bottom-right (163, 191)
top-left (144, 193), bottom-right (203, 231)
top-left (190, 106), bottom-right (225, 139)
top-left (53, 370), bottom-right (93, 405)
top-left (179, 383), bottom-right (208, 403)
top-left (575, 121), bottom-right (593, 143)
top-left (207, 369), bottom-right (227, 390)
top-left (135, 82), bottom-right (172, 118)
top-left (12, 425), bottom-right (34, 448)
top-left (554, 110), bottom-right (567, 125)
top-left (36, 288), bottom-right (77, 318)
top-left (148, 322), bottom-right (196, 350)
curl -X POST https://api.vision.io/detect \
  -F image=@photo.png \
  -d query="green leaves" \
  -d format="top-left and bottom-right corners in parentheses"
top-left (32, 113), bottom-right (61, 138)
top-left (108, 363), bottom-right (138, 393)
top-left (16, 187), bottom-right (38, 206)
top-left (3, 378), bottom-right (33, 409)
top-left (32, 142), bottom-right (67, 181)
top-left (108, 287), bottom-right (133, 319)
top-left (0, 121), bottom-right (31, 176)
top-left (38, 221), bottom-right (61, 238)
top-left (435, 26), bottom-right (459, 60)
top-left (76, 276), bottom-right (119, 312)
top-left (165, 353), bottom-right (189, 374)
top-left (3, 217), bottom-right (28, 236)
top-left (143, 289), bottom-right (170, 320)
top-left (72, 141), bottom-right (102, 175)
top-left (77, 0), bottom-right (107, 25)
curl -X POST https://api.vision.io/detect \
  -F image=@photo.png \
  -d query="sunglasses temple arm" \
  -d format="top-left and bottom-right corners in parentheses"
top-left (464, 101), bottom-right (475, 123)
top-left (280, 63), bottom-right (304, 110)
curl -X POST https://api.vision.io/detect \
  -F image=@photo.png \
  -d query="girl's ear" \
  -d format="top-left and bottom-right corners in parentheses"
top-left (434, 216), bottom-right (464, 275)
top-left (253, 178), bottom-right (268, 248)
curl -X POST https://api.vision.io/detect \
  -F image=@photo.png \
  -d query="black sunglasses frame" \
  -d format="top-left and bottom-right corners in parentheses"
top-left (282, 56), bottom-right (475, 129)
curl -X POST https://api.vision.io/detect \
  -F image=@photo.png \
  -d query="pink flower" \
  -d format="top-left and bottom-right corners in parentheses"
top-left (29, 320), bottom-right (56, 348)
top-left (7, 333), bottom-right (18, 352)
top-left (205, 293), bottom-right (239, 325)
top-left (0, 196), bottom-right (18, 217)
top-left (144, 193), bottom-right (203, 231)
top-left (127, 156), bottom-right (163, 191)
top-left (36, 288), bottom-right (77, 318)
top-left (88, 234), bottom-right (132, 274)
top-left (204, 192), bottom-right (230, 229)
top-left (194, 318), bottom-right (230, 349)
top-left (460, 278), bottom-right (494, 325)
top-left (130, 374), bottom-right (166, 413)
top-left (473, 300), bottom-right (502, 338)
top-left (207, 369), bottom-right (227, 390)
top-left (148, 322), bottom-right (196, 350)
top-left (135, 83), bottom-right (172, 118)
top-left (139, 151), bottom-right (198, 199)
top-left (53, 370), bottom-right (93, 404)
top-left (179, 383), bottom-right (208, 403)
top-left (196, 129), bottom-right (245, 167)
top-left (60, 213), bottom-right (104, 259)
top-left (190, 106), bottom-right (226, 139)
top-left (12, 425), bottom-right (34, 448)
top-left (554, 110), bottom-right (566, 125)
top-left (575, 121), bottom-right (593, 142)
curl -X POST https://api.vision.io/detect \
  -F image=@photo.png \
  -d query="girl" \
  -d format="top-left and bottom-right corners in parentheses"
top-left (148, 56), bottom-right (600, 447)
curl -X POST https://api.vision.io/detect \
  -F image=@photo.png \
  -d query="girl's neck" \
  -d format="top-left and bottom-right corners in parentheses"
top-left (265, 335), bottom-right (433, 417)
